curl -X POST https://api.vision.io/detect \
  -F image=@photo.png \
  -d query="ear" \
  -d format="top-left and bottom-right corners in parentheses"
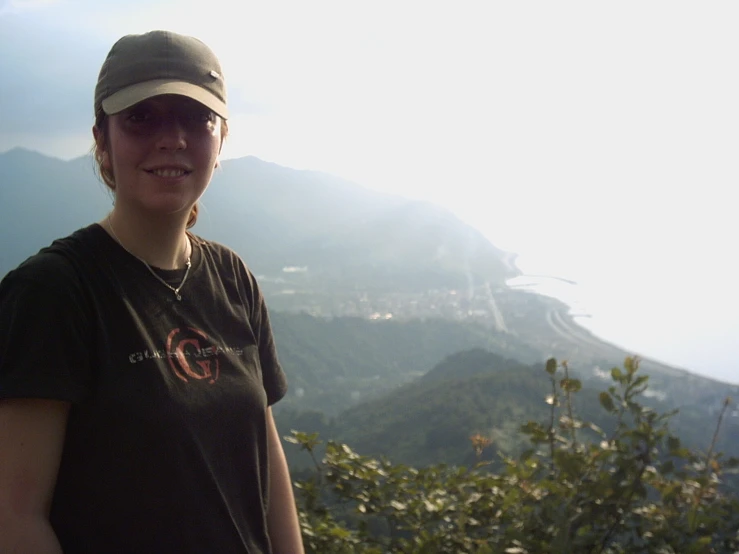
top-left (92, 125), bottom-right (103, 147)
top-left (93, 125), bottom-right (111, 171)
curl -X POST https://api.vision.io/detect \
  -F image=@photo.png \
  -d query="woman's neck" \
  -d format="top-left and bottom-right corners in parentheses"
top-left (103, 210), bottom-right (191, 270)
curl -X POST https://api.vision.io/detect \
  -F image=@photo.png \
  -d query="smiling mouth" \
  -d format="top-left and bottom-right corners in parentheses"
top-left (147, 168), bottom-right (191, 178)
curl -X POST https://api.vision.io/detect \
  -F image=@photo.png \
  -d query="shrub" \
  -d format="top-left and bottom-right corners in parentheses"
top-left (289, 357), bottom-right (739, 553)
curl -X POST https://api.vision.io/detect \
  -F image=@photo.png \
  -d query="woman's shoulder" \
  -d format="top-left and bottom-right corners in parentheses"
top-left (190, 234), bottom-right (235, 255)
top-left (190, 234), bottom-right (252, 273)
top-left (3, 224), bottom-right (106, 289)
top-left (189, 234), bottom-right (264, 297)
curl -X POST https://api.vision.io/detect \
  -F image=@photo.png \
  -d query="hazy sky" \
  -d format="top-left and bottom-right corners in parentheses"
top-left (1, 0), bottom-right (737, 384)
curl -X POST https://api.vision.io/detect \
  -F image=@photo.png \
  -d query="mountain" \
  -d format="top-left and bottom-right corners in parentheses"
top-left (328, 350), bottom-right (551, 467)
top-left (290, 349), bottom-right (739, 472)
top-left (270, 314), bottom-right (541, 415)
top-left (0, 148), bottom-right (516, 293)
top-left (2, 148), bottom-right (738, 469)
top-left (0, 148), bottom-right (110, 273)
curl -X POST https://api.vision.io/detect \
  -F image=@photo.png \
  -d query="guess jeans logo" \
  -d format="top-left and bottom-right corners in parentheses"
top-left (166, 327), bottom-right (221, 384)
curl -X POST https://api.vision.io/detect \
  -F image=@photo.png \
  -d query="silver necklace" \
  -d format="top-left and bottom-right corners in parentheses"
top-left (106, 215), bottom-right (192, 301)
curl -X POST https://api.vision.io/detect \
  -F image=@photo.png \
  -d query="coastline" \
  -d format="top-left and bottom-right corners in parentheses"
top-left (506, 273), bottom-right (739, 386)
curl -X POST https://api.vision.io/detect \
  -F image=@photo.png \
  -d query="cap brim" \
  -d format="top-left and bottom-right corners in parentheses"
top-left (101, 79), bottom-right (229, 119)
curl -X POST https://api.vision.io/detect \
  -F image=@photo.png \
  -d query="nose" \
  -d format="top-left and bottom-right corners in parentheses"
top-left (154, 116), bottom-right (187, 151)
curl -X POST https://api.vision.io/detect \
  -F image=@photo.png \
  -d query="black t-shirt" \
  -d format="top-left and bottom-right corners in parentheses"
top-left (0, 224), bottom-right (288, 553)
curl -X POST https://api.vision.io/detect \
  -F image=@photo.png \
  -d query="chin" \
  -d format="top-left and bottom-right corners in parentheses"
top-left (138, 195), bottom-right (198, 218)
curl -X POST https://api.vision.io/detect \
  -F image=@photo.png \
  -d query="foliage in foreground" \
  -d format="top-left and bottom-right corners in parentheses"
top-left (288, 357), bottom-right (739, 553)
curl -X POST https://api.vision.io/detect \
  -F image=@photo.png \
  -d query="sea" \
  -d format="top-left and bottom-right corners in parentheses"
top-left (506, 255), bottom-right (739, 387)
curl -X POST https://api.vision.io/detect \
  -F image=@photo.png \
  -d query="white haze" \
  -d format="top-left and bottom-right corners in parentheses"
top-left (1, 1), bottom-right (737, 384)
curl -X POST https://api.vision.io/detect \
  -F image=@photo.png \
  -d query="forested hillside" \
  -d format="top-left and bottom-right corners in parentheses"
top-left (291, 358), bottom-right (739, 553)
top-left (278, 348), bottom-right (739, 472)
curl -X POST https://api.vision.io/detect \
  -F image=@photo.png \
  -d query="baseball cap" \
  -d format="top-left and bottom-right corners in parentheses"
top-left (94, 30), bottom-right (228, 119)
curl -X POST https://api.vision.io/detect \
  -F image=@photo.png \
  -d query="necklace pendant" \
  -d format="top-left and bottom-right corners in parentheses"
top-left (107, 214), bottom-right (192, 301)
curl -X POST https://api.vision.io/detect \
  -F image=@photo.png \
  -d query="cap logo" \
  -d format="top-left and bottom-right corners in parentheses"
top-left (209, 70), bottom-right (220, 79)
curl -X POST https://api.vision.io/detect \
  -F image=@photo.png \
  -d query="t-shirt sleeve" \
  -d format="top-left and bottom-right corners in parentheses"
top-left (245, 269), bottom-right (288, 406)
top-left (0, 255), bottom-right (93, 402)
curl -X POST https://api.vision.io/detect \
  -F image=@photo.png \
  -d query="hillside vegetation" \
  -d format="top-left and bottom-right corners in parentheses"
top-left (290, 358), bottom-right (739, 553)
top-left (278, 348), bottom-right (739, 474)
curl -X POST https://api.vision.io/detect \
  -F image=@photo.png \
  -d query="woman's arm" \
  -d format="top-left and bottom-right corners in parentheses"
top-left (265, 407), bottom-right (304, 554)
top-left (0, 398), bottom-right (70, 554)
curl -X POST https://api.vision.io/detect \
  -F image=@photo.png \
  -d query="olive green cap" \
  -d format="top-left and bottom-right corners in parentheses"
top-left (94, 30), bottom-right (228, 119)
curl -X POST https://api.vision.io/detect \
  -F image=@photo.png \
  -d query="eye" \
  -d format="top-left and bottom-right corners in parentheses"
top-left (190, 110), bottom-right (216, 123)
top-left (126, 109), bottom-right (154, 123)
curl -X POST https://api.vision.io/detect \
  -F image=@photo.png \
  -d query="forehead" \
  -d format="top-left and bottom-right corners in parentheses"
top-left (124, 94), bottom-right (213, 112)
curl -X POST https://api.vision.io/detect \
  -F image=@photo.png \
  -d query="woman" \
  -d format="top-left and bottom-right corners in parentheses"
top-left (0, 30), bottom-right (304, 553)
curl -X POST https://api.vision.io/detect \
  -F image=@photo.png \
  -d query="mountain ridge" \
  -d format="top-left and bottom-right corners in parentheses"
top-left (2, 148), bottom-right (737, 403)
top-left (0, 148), bottom-right (517, 291)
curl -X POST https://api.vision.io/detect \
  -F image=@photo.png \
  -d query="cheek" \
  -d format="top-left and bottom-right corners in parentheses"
top-left (197, 135), bottom-right (223, 168)
top-left (107, 134), bottom-right (142, 174)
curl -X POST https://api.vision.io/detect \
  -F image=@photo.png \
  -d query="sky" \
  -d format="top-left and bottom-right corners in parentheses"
top-left (1, 0), bottom-right (737, 384)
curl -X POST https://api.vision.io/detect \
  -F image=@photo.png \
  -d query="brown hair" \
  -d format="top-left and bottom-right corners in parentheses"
top-left (92, 111), bottom-right (229, 229)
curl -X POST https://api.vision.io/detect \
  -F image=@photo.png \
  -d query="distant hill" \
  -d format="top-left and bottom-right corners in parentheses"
top-left (420, 348), bottom-right (527, 383)
top-left (0, 148), bottom-right (516, 291)
top-left (0, 149), bottom-right (110, 273)
top-left (270, 315), bottom-right (541, 415)
top-left (288, 348), bottom-right (739, 472)
top-left (323, 349), bottom-right (599, 467)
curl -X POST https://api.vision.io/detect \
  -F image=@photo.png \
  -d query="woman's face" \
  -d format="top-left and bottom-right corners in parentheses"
top-left (96, 94), bottom-right (222, 220)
